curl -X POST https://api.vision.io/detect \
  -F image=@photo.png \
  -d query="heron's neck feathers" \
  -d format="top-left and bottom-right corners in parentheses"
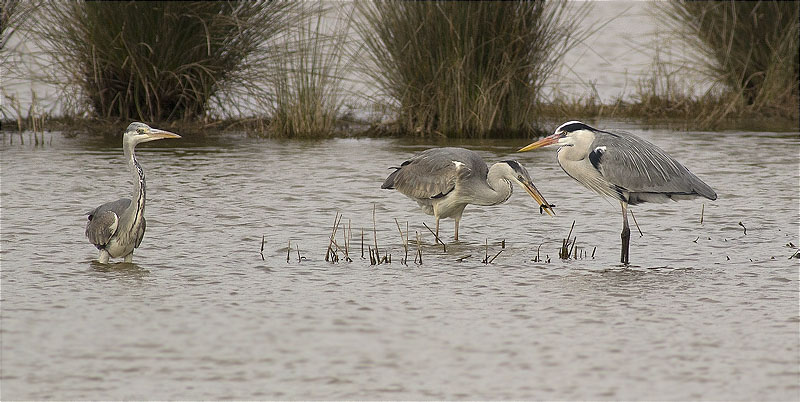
top-left (478, 165), bottom-right (513, 206)
top-left (126, 145), bottom-right (146, 210)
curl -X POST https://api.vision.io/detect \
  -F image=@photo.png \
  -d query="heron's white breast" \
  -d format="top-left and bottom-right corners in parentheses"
top-left (558, 152), bottom-right (618, 199)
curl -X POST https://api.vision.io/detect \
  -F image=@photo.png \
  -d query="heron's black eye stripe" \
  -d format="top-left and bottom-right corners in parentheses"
top-left (502, 160), bottom-right (521, 171)
top-left (559, 122), bottom-right (594, 133)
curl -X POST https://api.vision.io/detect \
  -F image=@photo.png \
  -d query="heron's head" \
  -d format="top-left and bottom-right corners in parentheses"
top-left (517, 120), bottom-right (596, 152)
top-left (497, 160), bottom-right (555, 216)
top-left (123, 122), bottom-right (181, 146)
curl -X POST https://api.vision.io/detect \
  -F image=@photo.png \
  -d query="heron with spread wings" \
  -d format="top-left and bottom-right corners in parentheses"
top-left (382, 147), bottom-right (554, 242)
top-left (85, 122), bottom-right (180, 263)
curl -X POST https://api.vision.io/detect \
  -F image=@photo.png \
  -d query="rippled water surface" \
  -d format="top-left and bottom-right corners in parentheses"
top-left (1, 127), bottom-right (798, 399)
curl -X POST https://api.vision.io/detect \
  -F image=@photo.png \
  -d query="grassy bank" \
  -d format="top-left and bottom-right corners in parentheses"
top-left (25, 1), bottom-right (301, 122)
top-left (354, 0), bottom-right (588, 138)
top-left (2, 1), bottom-right (797, 137)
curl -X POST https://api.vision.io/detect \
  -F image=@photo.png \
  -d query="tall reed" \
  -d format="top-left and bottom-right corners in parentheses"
top-left (658, 1), bottom-right (799, 124)
top-left (355, 1), bottom-right (587, 137)
top-left (267, 3), bottom-right (355, 137)
top-left (1, 0), bottom-right (20, 52)
top-left (29, 1), bottom-right (301, 123)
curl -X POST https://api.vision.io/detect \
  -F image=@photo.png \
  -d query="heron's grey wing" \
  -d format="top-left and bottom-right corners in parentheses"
top-left (382, 148), bottom-right (474, 199)
top-left (592, 131), bottom-right (716, 199)
top-left (85, 198), bottom-right (131, 248)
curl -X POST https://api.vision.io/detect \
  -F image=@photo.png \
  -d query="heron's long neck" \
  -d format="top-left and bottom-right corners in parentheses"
top-left (474, 166), bottom-right (513, 206)
top-left (125, 144), bottom-right (146, 211)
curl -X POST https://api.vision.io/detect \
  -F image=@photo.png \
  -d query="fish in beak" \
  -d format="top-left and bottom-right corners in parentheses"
top-left (521, 178), bottom-right (556, 216)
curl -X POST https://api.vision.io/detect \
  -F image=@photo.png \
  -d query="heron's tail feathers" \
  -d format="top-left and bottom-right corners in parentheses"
top-left (382, 168), bottom-right (400, 189)
top-left (694, 179), bottom-right (717, 201)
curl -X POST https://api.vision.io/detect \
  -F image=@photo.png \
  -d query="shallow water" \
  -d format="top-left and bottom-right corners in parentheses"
top-left (1, 128), bottom-right (798, 399)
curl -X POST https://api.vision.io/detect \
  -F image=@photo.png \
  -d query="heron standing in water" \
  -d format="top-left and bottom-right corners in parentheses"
top-left (85, 122), bottom-right (181, 263)
top-left (382, 147), bottom-right (555, 242)
top-left (518, 121), bottom-right (716, 264)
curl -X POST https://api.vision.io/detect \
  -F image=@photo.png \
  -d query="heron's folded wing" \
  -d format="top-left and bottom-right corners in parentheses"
top-left (85, 198), bottom-right (131, 247)
top-left (389, 153), bottom-right (461, 199)
top-left (86, 210), bottom-right (119, 247)
top-left (596, 132), bottom-right (714, 197)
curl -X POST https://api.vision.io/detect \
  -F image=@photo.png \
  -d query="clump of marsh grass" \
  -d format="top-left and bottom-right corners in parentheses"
top-left (267, 3), bottom-right (356, 137)
top-left (27, 1), bottom-right (302, 123)
top-left (1, 0), bottom-right (22, 52)
top-left (355, 1), bottom-right (589, 137)
top-left (1, 0), bottom-right (40, 125)
top-left (657, 1), bottom-right (799, 125)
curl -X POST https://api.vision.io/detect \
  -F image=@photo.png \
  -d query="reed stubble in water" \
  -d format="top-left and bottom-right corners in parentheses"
top-left (557, 220), bottom-right (594, 261)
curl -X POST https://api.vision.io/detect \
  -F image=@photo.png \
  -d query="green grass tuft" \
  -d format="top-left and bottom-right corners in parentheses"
top-left (657, 0), bottom-right (799, 126)
top-left (355, 1), bottom-right (588, 138)
top-left (28, 1), bottom-right (302, 124)
top-left (266, 3), bottom-right (356, 138)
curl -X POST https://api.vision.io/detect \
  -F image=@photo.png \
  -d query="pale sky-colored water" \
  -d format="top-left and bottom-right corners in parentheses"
top-left (1, 129), bottom-right (798, 399)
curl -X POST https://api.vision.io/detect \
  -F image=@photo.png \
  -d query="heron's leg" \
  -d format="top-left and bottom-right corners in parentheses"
top-left (620, 201), bottom-right (630, 264)
top-left (435, 218), bottom-right (440, 240)
top-left (123, 252), bottom-right (134, 263)
top-left (98, 250), bottom-right (110, 264)
top-left (454, 217), bottom-right (460, 242)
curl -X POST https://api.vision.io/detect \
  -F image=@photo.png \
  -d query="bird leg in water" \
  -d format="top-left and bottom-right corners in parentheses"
top-left (620, 201), bottom-right (630, 264)
top-left (435, 218), bottom-right (440, 241)
top-left (98, 250), bottom-right (110, 264)
top-left (454, 218), bottom-right (460, 242)
top-left (124, 252), bottom-right (134, 263)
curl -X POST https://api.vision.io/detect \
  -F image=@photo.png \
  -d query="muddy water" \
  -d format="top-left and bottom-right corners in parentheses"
top-left (1, 127), bottom-right (798, 399)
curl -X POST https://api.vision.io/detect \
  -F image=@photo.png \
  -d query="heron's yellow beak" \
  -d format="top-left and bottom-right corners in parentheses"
top-left (147, 128), bottom-right (181, 140)
top-left (521, 180), bottom-right (555, 216)
top-left (517, 134), bottom-right (559, 152)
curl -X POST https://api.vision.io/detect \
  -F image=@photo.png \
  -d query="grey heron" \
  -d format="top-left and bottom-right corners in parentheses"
top-left (518, 121), bottom-right (716, 264)
top-left (85, 122), bottom-right (181, 263)
top-left (382, 147), bottom-right (555, 241)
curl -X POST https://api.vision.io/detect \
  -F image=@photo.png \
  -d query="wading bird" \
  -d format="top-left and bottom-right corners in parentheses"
top-left (518, 121), bottom-right (716, 264)
top-left (85, 122), bottom-right (181, 263)
top-left (382, 147), bottom-right (555, 241)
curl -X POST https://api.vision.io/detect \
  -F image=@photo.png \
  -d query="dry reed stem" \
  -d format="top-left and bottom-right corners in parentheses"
top-left (415, 231), bottom-right (422, 265)
top-left (560, 220), bottom-right (576, 259)
top-left (422, 222), bottom-right (446, 252)
top-left (372, 204), bottom-right (380, 262)
top-left (630, 210), bottom-right (643, 237)
top-left (394, 218), bottom-right (409, 265)
top-left (488, 250), bottom-right (504, 264)
top-left (700, 203), bottom-right (705, 224)
top-left (260, 235), bottom-right (265, 261)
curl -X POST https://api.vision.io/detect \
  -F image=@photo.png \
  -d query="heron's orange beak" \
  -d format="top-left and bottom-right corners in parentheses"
top-left (517, 133), bottom-right (560, 152)
top-left (521, 180), bottom-right (555, 216)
